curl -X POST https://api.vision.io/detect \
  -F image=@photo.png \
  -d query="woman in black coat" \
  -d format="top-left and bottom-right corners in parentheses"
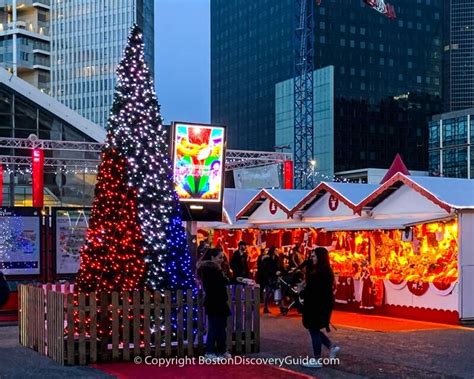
top-left (197, 248), bottom-right (232, 359)
top-left (301, 247), bottom-right (340, 368)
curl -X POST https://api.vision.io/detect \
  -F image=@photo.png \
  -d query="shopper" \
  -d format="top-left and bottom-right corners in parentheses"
top-left (197, 240), bottom-right (209, 262)
top-left (221, 253), bottom-right (232, 279)
top-left (230, 241), bottom-right (250, 281)
top-left (261, 247), bottom-right (280, 313)
top-left (197, 248), bottom-right (232, 360)
top-left (0, 271), bottom-right (10, 309)
top-left (301, 247), bottom-right (340, 368)
top-left (255, 248), bottom-right (265, 284)
top-left (195, 240), bottom-right (210, 272)
top-left (289, 244), bottom-right (304, 270)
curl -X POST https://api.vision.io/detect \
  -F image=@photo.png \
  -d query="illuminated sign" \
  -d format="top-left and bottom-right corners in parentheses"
top-left (172, 122), bottom-right (225, 203)
top-left (32, 148), bottom-right (44, 208)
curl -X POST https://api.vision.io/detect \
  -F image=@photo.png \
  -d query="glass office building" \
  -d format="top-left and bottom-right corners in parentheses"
top-left (211, 0), bottom-right (443, 174)
top-left (0, 68), bottom-right (104, 206)
top-left (276, 66), bottom-right (335, 179)
top-left (50, 0), bottom-right (154, 128)
top-left (429, 109), bottom-right (474, 178)
top-left (0, 0), bottom-right (51, 93)
top-left (443, 0), bottom-right (474, 111)
top-left (277, 66), bottom-right (441, 178)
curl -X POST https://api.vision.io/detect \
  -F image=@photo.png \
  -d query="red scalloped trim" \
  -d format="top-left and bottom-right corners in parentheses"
top-left (334, 302), bottom-right (459, 325)
top-left (380, 304), bottom-right (459, 325)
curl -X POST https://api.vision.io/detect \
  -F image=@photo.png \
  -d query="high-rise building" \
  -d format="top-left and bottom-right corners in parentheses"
top-left (50, 1), bottom-right (154, 128)
top-left (276, 66), bottom-right (442, 179)
top-left (428, 108), bottom-right (473, 178)
top-left (211, 0), bottom-right (443, 176)
top-left (0, 0), bottom-right (51, 93)
top-left (443, 0), bottom-right (474, 112)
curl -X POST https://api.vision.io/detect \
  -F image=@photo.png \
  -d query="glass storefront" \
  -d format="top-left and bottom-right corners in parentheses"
top-left (0, 84), bottom-right (99, 207)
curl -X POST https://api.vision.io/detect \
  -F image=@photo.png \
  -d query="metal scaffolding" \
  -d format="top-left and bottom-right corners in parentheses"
top-left (0, 137), bottom-right (292, 172)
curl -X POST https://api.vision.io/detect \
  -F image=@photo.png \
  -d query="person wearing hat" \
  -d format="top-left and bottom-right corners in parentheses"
top-left (230, 241), bottom-right (250, 282)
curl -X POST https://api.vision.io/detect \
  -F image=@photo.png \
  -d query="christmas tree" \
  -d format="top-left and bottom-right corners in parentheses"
top-left (75, 25), bottom-right (195, 295)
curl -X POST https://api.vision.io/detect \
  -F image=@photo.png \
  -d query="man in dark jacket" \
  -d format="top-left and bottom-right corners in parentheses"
top-left (261, 247), bottom-right (280, 313)
top-left (230, 241), bottom-right (249, 281)
top-left (0, 271), bottom-right (10, 309)
top-left (197, 248), bottom-right (231, 359)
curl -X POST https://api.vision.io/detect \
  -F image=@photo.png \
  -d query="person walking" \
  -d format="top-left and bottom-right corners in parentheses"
top-left (197, 248), bottom-right (232, 360)
top-left (289, 244), bottom-right (304, 270)
top-left (230, 241), bottom-right (250, 282)
top-left (301, 247), bottom-right (340, 368)
top-left (261, 247), bottom-right (280, 314)
top-left (0, 271), bottom-right (10, 309)
top-left (256, 248), bottom-right (267, 297)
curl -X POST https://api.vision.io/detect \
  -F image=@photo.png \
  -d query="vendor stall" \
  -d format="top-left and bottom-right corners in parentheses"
top-left (237, 177), bottom-right (474, 323)
top-left (355, 173), bottom-right (474, 322)
top-left (197, 176), bottom-right (473, 323)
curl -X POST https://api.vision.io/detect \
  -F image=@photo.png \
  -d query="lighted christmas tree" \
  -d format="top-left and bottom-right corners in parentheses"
top-left (75, 25), bottom-right (195, 295)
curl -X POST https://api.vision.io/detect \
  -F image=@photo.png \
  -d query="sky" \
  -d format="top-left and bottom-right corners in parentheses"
top-left (154, 0), bottom-right (210, 125)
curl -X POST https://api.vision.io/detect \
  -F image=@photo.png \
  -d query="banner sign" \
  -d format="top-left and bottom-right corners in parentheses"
top-left (233, 164), bottom-right (280, 189)
top-left (172, 122), bottom-right (225, 203)
top-left (283, 160), bottom-right (294, 189)
top-left (54, 208), bottom-right (90, 275)
top-left (32, 148), bottom-right (44, 207)
top-left (0, 207), bottom-right (41, 276)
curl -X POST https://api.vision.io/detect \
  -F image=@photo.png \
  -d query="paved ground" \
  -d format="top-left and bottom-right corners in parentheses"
top-left (0, 311), bottom-right (473, 378)
top-left (256, 310), bottom-right (474, 378)
top-left (0, 326), bottom-right (111, 379)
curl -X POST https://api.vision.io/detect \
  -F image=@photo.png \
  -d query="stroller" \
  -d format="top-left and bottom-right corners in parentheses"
top-left (278, 270), bottom-right (304, 315)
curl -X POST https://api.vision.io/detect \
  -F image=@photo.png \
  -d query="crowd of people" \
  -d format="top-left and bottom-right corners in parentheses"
top-left (195, 240), bottom-right (340, 368)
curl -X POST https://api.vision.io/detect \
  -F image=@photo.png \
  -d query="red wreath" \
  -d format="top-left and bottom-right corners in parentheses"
top-left (407, 281), bottom-right (429, 296)
top-left (432, 277), bottom-right (457, 291)
top-left (389, 275), bottom-right (405, 286)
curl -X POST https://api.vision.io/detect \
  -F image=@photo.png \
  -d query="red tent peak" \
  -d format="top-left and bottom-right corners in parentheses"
top-left (380, 154), bottom-right (410, 184)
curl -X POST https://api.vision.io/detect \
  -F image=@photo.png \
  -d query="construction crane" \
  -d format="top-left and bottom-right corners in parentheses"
top-left (293, 0), bottom-right (396, 189)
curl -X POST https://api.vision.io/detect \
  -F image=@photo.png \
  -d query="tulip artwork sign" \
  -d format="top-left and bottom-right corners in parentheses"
top-left (172, 122), bottom-right (225, 203)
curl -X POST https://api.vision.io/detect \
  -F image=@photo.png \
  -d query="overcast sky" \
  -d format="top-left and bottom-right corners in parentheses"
top-left (154, 0), bottom-right (210, 125)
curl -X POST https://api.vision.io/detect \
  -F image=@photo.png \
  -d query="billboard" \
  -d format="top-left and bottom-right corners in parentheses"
top-left (171, 122), bottom-right (226, 221)
top-left (0, 207), bottom-right (41, 276)
top-left (233, 164), bottom-right (281, 189)
top-left (54, 208), bottom-right (91, 276)
top-left (172, 122), bottom-right (225, 202)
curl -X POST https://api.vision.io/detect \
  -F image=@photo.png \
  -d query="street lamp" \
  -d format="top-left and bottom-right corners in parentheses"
top-left (274, 144), bottom-right (291, 152)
